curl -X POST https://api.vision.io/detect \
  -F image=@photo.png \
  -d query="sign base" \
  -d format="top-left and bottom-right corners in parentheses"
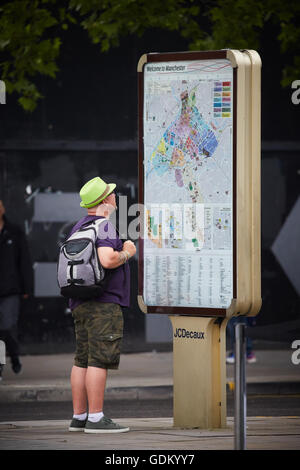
top-left (170, 315), bottom-right (228, 429)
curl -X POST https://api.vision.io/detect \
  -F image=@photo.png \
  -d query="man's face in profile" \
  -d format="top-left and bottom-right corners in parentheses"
top-left (95, 192), bottom-right (117, 217)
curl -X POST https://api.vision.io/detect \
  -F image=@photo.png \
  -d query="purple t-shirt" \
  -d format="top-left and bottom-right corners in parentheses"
top-left (68, 215), bottom-right (130, 310)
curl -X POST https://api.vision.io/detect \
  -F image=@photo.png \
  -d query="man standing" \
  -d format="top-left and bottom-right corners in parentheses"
top-left (68, 176), bottom-right (136, 433)
top-left (0, 200), bottom-right (33, 379)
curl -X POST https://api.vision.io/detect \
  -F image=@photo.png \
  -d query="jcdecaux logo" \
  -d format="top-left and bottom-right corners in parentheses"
top-left (174, 328), bottom-right (205, 339)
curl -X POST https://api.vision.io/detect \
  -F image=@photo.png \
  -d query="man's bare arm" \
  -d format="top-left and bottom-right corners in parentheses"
top-left (97, 241), bottom-right (136, 269)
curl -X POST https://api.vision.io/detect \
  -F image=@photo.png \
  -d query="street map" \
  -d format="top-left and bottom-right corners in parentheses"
top-left (143, 59), bottom-right (233, 309)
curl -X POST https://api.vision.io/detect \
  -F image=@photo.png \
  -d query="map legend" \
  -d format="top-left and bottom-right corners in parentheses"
top-left (213, 81), bottom-right (231, 118)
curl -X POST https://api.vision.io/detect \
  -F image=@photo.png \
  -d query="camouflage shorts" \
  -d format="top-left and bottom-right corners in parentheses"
top-left (72, 302), bottom-right (123, 369)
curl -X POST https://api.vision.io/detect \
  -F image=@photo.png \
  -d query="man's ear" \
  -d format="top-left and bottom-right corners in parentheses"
top-left (95, 202), bottom-right (104, 215)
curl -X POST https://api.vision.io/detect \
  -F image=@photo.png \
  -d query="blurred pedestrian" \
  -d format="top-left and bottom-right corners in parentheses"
top-left (226, 316), bottom-right (257, 364)
top-left (0, 200), bottom-right (33, 380)
top-left (67, 177), bottom-right (136, 433)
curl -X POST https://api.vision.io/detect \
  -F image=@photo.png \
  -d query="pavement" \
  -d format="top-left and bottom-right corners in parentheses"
top-left (0, 347), bottom-right (300, 450)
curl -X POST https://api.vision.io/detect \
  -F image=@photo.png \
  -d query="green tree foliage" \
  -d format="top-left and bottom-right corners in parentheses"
top-left (0, 0), bottom-right (63, 110)
top-left (0, 0), bottom-right (299, 111)
top-left (188, 0), bottom-right (300, 88)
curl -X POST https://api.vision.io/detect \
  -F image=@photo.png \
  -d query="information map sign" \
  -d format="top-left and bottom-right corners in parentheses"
top-left (138, 50), bottom-right (262, 317)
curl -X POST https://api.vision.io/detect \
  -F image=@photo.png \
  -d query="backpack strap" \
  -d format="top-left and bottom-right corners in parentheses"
top-left (92, 218), bottom-right (108, 241)
top-left (77, 218), bottom-right (107, 239)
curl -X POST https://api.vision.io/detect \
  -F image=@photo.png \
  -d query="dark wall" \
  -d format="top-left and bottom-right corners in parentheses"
top-left (0, 28), bottom-right (191, 141)
top-left (1, 24), bottom-right (299, 142)
top-left (0, 149), bottom-right (143, 353)
top-left (0, 26), bottom-right (299, 352)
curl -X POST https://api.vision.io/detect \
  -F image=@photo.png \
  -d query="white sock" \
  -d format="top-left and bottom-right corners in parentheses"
top-left (73, 412), bottom-right (87, 421)
top-left (88, 411), bottom-right (104, 423)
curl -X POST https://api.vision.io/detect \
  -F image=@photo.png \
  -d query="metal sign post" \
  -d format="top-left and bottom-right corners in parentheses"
top-left (137, 49), bottom-right (261, 431)
top-left (234, 322), bottom-right (247, 449)
top-left (0, 340), bottom-right (5, 365)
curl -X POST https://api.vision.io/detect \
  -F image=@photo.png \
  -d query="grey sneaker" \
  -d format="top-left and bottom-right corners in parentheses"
top-left (84, 416), bottom-right (130, 434)
top-left (69, 417), bottom-right (87, 432)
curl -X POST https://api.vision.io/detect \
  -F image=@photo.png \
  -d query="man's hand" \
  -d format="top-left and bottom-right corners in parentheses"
top-left (122, 240), bottom-right (136, 258)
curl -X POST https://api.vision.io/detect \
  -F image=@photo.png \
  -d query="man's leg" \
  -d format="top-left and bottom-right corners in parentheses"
top-left (70, 365), bottom-right (107, 414)
top-left (71, 304), bottom-right (89, 415)
top-left (70, 365), bottom-right (87, 414)
top-left (83, 304), bottom-right (129, 433)
top-left (85, 366), bottom-right (107, 413)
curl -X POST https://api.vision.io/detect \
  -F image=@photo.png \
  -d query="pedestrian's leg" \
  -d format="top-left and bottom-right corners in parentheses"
top-left (5, 326), bottom-right (20, 361)
top-left (246, 336), bottom-right (253, 355)
top-left (2, 297), bottom-right (21, 372)
top-left (70, 365), bottom-right (88, 414)
top-left (227, 317), bottom-right (237, 354)
top-left (0, 327), bottom-right (21, 372)
top-left (246, 331), bottom-right (256, 362)
top-left (245, 318), bottom-right (253, 355)
top-left (0, 330), bottom-right (7, 346)
top-left (85, 366), bottom-right (107, 413)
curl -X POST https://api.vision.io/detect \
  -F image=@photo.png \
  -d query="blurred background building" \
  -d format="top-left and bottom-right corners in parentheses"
top-left (0, 14), bottom-right (299, 354)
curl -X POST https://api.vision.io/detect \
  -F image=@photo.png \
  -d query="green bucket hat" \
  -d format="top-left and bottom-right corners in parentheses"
top-left (79, 177), bottom-right (116, 208)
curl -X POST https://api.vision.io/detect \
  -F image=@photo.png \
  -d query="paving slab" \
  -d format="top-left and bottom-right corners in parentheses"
top-left (0, 417), bottom-right (299, 450)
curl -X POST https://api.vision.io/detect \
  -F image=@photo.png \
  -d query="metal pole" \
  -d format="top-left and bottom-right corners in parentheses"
top-left (234, 322), bottom-right (247, 450)
top-left (0, 340), bottom-right (5, 365)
